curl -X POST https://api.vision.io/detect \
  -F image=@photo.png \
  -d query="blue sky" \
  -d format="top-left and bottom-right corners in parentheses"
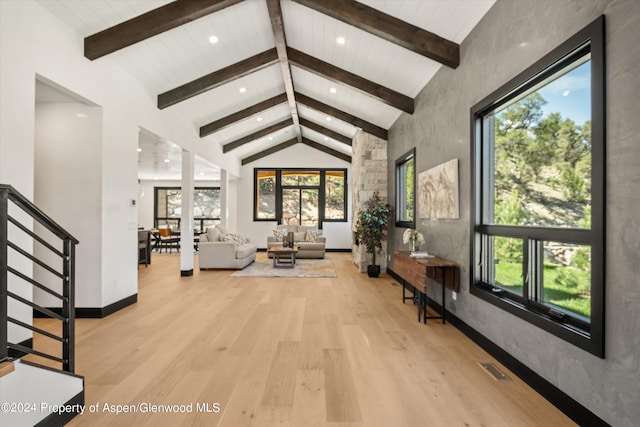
top-left (538, 61), bottom-right (591, 126)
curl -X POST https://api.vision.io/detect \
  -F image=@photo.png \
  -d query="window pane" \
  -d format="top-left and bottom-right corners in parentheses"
top-left (166, 190), bottom-right (181, 218)
top-left (194, 188), bottom-right (220, 219)
top-left (282, 171), bottom-right (320, 186)
top-left (542, 242), bottom-right (591, 318)
top-left (257, 170), bottom-right (276, 219)
top-left (301, 189), bottom-right (319, 227)
top-left (493, 236), bottom-right (524, 295)
top-left (396, 157), bottom-right (414, 223)
top-left (282, 188), bottom-right (301, 224)
top-left (492, 59), bottom-right (591, 229)
top-left (325, 171), bottom-right (345, 220)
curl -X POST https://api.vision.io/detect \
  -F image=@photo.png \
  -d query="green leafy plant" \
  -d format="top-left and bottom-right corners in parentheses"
top-left (354, 192), bottom-right (392, 266)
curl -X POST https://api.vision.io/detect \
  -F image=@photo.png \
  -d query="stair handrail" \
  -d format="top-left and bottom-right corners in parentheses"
top-left (1, 184), bottom-right (79, 373)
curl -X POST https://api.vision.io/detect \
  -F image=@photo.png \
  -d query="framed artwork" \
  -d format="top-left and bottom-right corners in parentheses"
top-left (418, 158), bottom-right (459, 219)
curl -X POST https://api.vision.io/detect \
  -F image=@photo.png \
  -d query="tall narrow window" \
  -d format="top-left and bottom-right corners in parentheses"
top-left (325, 171), bottom-right (346, 221)
top-left (255, 170), bottom-right (276, 219)
top-left (471, 17), bottom-right (605, 357)
top-left (395, 148), bottom-right (416, 228)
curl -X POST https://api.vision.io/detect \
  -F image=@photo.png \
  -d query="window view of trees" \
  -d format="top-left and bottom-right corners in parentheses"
top-left (325, 171), bottom-right (346, 220)
top-left (489, 60), bottom-right (592, 318)
top-left (155, 187), bottom-right (220, 231)
top-left (254, 169), bottom-right (347, 226)
top-left (395, 149), bottom-right (415, 227)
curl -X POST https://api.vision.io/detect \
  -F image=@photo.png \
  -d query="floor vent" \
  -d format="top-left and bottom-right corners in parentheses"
top-left (479, 362), bottom-right (511, 381)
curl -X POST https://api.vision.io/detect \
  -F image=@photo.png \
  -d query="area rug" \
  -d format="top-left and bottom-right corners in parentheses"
top-left (231, 259), bottom-right (337, 278)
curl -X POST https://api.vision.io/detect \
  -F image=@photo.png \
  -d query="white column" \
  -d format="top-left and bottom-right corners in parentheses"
top-left (180, 149), bottom-right (194, 275)
top-left (220, 169), bottom-right (228, 230)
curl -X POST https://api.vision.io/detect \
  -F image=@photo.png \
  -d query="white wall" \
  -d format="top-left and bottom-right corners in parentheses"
top-left (0, 0), bottom-right (242, 309)
top-left (237, 144), bottom-right (352, 249)
top-left (34, 102), bottom-right (103, 308)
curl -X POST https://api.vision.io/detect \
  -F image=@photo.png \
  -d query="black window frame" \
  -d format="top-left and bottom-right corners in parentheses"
top-left (395, 148), bottom-right (416, 228)
top-left (470, 16), bottom-right (606, 358)
top-left (154, 186), bottom-right (221, 232)
top-left (253, 168), bottom-right (348, 229)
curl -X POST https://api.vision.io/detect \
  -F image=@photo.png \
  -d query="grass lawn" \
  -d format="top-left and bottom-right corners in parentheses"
top-left (496, 261), bottom-right (590, 318)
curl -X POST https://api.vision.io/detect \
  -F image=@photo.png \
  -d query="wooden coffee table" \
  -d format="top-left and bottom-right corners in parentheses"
top-left (268, 246), bottom-right (298, 268)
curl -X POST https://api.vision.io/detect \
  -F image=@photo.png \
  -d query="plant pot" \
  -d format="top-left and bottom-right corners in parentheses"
top-left (367, 265), bottom-right (381, 278)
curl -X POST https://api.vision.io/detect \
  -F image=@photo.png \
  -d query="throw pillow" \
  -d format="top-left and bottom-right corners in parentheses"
top-left (273, 228), bottom-right (286, 241)
top-left (224, 233), bottom-right (249, 245)
top-left (293, 231), bottom-right (306, 242)
top-left (304, 230), bottom-right (318, 242)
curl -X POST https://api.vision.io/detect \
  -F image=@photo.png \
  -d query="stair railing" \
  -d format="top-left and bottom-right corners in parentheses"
top-left (0, 184), bottom-right (78, 373)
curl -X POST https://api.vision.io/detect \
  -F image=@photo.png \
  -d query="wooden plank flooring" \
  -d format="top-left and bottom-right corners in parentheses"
top-left (28, 252), bottom-right (575, 426)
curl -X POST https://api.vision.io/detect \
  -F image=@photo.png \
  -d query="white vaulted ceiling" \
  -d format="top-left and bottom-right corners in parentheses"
top-left (38, 0), bottom-right (495, 180)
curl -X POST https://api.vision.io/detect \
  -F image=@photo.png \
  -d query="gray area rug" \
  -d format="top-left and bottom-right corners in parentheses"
top-left (231, 259), bottom-right (337, 278)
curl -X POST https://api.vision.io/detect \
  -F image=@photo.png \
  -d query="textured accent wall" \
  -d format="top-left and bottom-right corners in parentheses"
top-left (351, 130), bottom-right (388, 272)
top-left (386, 1), bottom-right (640, 426)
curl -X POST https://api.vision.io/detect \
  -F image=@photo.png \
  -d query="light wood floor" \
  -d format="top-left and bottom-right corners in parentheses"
top-left (30, 252), bottom-right (575, 426)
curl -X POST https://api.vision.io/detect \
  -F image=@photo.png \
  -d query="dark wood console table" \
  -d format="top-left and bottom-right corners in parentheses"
top-left (394, 251), bottom-right (459, 324)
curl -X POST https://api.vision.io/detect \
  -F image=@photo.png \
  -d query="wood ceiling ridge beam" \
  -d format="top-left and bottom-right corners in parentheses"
top-left (301, 137), bottom-right (351, 163)
top-left (222, 118), bottom-right (294, 153)
top-left (84, 0), bottom-right (244, 60)
top-left (241, 137), bottom-right (298, 165)
top-left (299, 118), bottom-right (351, 146)
top-left (266, 0), bottom-right (302, 143)
top-left (294, 92), bottom-right (387, 140)
top-left (200, 93), bottom-right (288, 137)
top-left (290, 0), bottom-right (459, 68)
top-left (158, 48), bottom-right (279, 109)
top-left (287, 47), bottom-right (414, 114)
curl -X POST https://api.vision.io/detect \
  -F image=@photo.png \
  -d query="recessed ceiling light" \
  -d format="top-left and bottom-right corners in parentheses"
top-left (76, 113), bottom-right (87, 119)
top-left (154, 177), bottom-right (158, 180)
top-left (326, 116), bottom-right (332, 122)
top-left (329, 87), bottom-right (337, 94)
top-left (137, 148), bottom-right (142, 152)
top-left (164, 159), bottom-right (170, 163)
top-left (324, 137), bottom-right (329, 141)
top-left (239, 87), bottom-right (246, 93)
top-left (256, 117), bottom-right (263, 122)
top-left (336, 36), bottom-right (346, 45)
top-left (269, 137), bottom-right (273, 141)
top-left (208, 35), bottom-right (219, 44)
top-left (562, 90), bottom-right (570, 96)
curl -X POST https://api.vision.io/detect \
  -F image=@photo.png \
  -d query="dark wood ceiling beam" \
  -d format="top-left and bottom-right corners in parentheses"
top-left (266, 0), bottom-right (302, 143)
top-left (223, 118), bottom-right (294, 153)
top-left (291, 0), bottom-right (459, 68)
top-left (200, 93), bottom-right (288, 137)
top-left (295, 92), bottom-right (387, 140)
top-left (241, 138), bottom-right (298, 165)
top-left (287, 47), bottom-right (413, 114)
top-left (84, 0), bottom-right (243, 60)
top-left (302, 138), bottom-right (351, 163)
top-left (158, 48), bottom-right (279, 109)
top-left (299, 118), bottom-right (351, 146)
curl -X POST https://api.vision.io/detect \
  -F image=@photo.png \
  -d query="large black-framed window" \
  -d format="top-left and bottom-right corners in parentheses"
top-left (470, 16), bottom-right (605, 357)
top-left (254, 168), bottom-right (347, 228)
top-left (395, 148), bottom-right (416, 228)
top-left (154, 187), bottom-right (220, 233)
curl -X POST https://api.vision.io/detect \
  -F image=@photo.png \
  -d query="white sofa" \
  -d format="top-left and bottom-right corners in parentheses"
top-left (198, 226), bottom-right (257, 270)
top-left (267, 224), bottom-right (326, 259)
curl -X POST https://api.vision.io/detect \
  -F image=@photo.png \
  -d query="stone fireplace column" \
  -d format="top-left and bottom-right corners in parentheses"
top-left (351, 130), bottom-right (388, 273)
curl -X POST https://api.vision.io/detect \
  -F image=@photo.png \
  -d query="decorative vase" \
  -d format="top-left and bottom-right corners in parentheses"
top-left (411, 240), bottom-right (416, 252)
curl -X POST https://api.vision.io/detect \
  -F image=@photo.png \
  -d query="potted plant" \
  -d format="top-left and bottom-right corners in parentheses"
top-left (354, 192), bottom-right (392, 277)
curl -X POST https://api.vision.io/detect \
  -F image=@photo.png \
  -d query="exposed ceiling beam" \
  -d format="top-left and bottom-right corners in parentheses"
top-left (302, 138), bottom-right (351, 163)
top-left (200, 93), bottom-right (288, 137)
top-left (287, 47), bottom-right (414, 114)
top-left (241, 138), bottom-right (298, 165)
top-left (295, 92), bottom-right (388, 140)
top-left (299, 118), bottom-right (351, 146)
top-left (291, 0), bottom-right (459, 68)
top-left (222, 118), bottom-right (294, 153)
top-left (266, 0), bottom-right (302, 143)
top-left (158, 48), bottom-right (279, 109)
top-left (84, 0), bottom-right (243, 60)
